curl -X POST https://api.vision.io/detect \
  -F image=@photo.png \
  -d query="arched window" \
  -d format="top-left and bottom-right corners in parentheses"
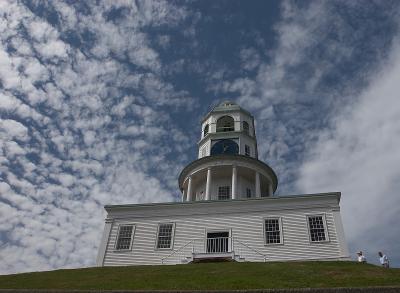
top-left (243, 121), bottom-right (249, 134)
top-left (203, 124), bottom-right (209, 137)
top-left (216, 116), bottom-right (234, 132)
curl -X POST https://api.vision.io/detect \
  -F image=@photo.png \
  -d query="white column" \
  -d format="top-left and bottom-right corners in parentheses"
top-left (268, 183), bottom-right (274, 196)
top-left (182, 189), bottom-right (187, 202)
top-left (205, 168), bottom-right (212, 200)
top-left (255, 172), bottom-right (261, 198)
top-left (232, 165), bottom-right (237, 200)
top-left (187, 176), bottom-right (193, 201)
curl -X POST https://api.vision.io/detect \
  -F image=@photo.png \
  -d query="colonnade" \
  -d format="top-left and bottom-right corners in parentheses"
top-left (182, 166), bottom-right (274, 202)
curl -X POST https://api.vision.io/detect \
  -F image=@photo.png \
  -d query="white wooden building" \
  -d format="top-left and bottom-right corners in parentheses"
top-left (96, 102), bottom-right (350, 266)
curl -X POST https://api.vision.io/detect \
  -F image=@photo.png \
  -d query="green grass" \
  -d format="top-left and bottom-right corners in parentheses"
top-left (0, 261), bottom-right (399, 290)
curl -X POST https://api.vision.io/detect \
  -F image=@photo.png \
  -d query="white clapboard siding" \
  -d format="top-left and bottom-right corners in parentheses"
top-left (99, 193), bottom-right (349, 266)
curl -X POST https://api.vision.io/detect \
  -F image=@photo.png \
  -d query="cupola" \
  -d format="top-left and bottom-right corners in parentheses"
top-left (179, 102), bottom-right (277, 202)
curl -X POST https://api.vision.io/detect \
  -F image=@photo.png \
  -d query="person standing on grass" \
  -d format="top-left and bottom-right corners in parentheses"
top-left (378, 251), bottom-right (389, 268)
top-left (356, 251), bottom-right (366, 263)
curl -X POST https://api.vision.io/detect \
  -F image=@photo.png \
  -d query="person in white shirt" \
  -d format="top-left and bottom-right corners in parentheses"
top-left (378, 251), bottom-right (389, 268)
top-left (356, 251), bottom-right (366, 263)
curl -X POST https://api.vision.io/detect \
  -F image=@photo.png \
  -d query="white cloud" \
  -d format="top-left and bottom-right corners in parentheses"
top-left (0, 0), bottom-right (194, 274)
top-left (0, 47), bottom-right (22, 89)
top-left (3, 141), bottom-right (26, 158)
top-left (0, 93), bottom-right (22, 112)
top-left (0, 119), bottom-right (29, 141)
top-left (28, 19), bottom-right (58, 42)
top-left (35, 39), bottom-right (69, 59)
top-left (240, 47), bottom-right (261, 71)
top-left (58, 173), bottom-right (75, 187)
top-left (297, 41), bottom-right (400, 264)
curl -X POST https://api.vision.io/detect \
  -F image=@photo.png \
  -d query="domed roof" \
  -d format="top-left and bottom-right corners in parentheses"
top-left (218, 101), bottom-right (237, 107)
top-left (212, 101), bottom-right (241, 111)
top-left (201, 100), bottom-right (253, 122)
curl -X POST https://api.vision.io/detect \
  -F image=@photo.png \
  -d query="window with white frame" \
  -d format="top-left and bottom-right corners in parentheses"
top-left (156, 223), bottom-right (174, 249)
top-left (116, 225), bottom-right (135, 250)
top-left (203, 124), bottom-right (209, 137)
top-left (243, 121), bottom-right (249, 134)
top-left (245, 145), bottom-right (250, 156)
top-left (216, 116), bottom-right (234, 132)
top-left (218, 186), bottom-right (230, 200)
top-left (264, 218), bottom-right (282, 244)
top-left (246, 188), bottom-right (252, 198)
top-left (308, 215), bottom-right (327, 242)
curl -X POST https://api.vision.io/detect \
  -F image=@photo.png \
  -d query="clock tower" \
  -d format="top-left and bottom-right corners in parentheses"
top-left (179, 101), bottom-right (277, 201)
top-left (98, 101), bottom-right (350, 267)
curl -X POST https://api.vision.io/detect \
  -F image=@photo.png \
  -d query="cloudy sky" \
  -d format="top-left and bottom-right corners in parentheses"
top-left (1, 0), bottom-right (400, 274)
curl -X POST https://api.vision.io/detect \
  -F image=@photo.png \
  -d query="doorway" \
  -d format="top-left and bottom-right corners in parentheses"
top-left (206, 231), bottom-right (230, 253)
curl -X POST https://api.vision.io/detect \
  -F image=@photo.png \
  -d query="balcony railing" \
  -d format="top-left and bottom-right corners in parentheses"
top-left (206, 237), bottom-right (230, 253)
top-left (216, 126), bottom-right (234, 132)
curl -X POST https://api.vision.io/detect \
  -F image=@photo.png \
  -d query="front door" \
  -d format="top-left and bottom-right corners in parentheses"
top-left (206, 232), bottom-right (229, 253)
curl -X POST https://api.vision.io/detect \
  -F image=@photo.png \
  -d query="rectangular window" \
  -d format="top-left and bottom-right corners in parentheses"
top-left (246, 188), bottom-right (252, 198)
top-left (308, 215), bottom-right (327, 242)
top-left (264, 218), bottom-right (282, 244)
top-left (156, 223), bottom-right (174, 249)
top-left (245, 145), bottom-right (250, 156)
top-left (116, 225), bottom-right (134, 250)
top-left (218, 186), bottom-right (230, 200)
top-left (243, 121), bottom-right (249, 134)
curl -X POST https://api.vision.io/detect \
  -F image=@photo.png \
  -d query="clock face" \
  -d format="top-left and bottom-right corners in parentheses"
top-left (211, 139), bottom-right (239, 155)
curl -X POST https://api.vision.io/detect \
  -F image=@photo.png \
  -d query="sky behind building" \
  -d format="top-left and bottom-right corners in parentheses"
top-left (0, 0), bottom-right (400, 273)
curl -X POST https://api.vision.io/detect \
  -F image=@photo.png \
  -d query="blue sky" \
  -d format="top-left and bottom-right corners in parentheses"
top-left (1, 0), bottom-right (400, 273)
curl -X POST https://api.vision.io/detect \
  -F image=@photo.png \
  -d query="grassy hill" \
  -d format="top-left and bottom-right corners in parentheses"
top-left (0, 261), bottom-right (399, 290)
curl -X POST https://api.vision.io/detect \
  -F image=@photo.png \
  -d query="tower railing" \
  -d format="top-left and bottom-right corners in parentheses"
top-left (216, 126), bottom-right (234, 132)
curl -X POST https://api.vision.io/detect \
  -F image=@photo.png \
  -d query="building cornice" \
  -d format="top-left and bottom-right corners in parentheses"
top-left (105, 192), bottom-right (341, 211)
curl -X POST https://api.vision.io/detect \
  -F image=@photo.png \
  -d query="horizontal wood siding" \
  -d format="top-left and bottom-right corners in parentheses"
top-left (102, 206), bottom-right (342, 266)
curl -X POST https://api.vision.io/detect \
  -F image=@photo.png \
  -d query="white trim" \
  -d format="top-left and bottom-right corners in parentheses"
top-left (107, 194), bottom-right (341, 220)
top-left (96, 220), bottom-right (114, 266)
top-left (306, 214), bottom-right (330, 243)
top-left (114, 224), bottom-right (136, 251)
top-left (332, 210), bottom-right (350, 257)
top-left (263, 217), bottom-right (284, 246)
top-left (155, 222), bottom-right (176, 251)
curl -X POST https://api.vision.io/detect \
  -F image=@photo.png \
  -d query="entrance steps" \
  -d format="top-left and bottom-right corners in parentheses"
top-left (180, 252), bottom-right (246, 264)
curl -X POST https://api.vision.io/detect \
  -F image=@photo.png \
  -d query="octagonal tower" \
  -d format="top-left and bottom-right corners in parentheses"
top-left (179, 101), bottom-right (278, 201)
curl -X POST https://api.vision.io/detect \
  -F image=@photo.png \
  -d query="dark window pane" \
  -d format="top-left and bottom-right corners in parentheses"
top-left (308, 216), bottom-right (326, 242)
top-left (157, 223), bottom-right (174, 249)
top-left (265, 219), bottom-right (281, 244)
top-left (116, 225), bottom-right (133, 250)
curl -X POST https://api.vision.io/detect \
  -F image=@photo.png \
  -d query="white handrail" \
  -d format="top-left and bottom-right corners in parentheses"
top-left (233, 238), bottom-right (267, 262)
top-left (161, 239), bottom-right (194, 264)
